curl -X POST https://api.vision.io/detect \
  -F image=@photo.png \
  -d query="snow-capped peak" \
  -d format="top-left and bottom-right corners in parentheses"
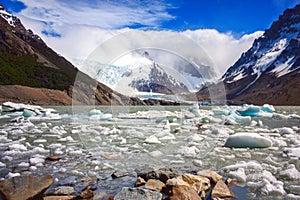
top-left (0, 4), bottom-right (17, 27)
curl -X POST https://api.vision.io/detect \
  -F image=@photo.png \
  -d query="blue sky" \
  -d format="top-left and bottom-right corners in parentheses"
top-left (2, 0), bottom-right (300, 35)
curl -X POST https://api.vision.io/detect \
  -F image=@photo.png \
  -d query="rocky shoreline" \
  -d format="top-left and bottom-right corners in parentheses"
top-left (0, 165), bottom-right (237, 200)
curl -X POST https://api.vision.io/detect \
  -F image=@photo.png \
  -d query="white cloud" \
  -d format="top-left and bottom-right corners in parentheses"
top-left (13, 0), bottom-right (263, 76)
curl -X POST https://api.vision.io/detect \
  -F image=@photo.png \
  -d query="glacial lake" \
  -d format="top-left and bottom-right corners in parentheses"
top-left (0, 105), bottom-right (300, 199)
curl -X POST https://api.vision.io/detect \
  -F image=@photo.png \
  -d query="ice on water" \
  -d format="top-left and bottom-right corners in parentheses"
top-left (0, 102), bottom-right (300, 199)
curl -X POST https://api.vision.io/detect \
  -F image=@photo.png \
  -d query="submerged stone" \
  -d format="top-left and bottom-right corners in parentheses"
top-left (114, 187), bottom-right (162, 200)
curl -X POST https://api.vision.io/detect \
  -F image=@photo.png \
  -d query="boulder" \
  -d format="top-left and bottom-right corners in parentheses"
top-left (114, 187), bottom-right (162, 200)
top-left (211, 180), bottom-right (235, 199)
top-left (167, 185), bottom-right (201, 200)
top-left (136, 165), bottom-right (181, 183)
top-left (135, 177), bottom-right (146, 187)
top-left (145, 179), bottom-right (166, 192)
top-left (43, 196), bottom-right (74, 200)
top-left (44, 186), bottom-right (75, 196)
top-left (0, 174), bottom-right (52, 199)
top-left (197, 170), bottom-right (223, 184)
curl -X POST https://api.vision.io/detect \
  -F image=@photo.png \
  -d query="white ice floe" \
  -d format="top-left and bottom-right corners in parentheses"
top-left (9, 143), bottom-right (27, 151)
top-left (228, 168), bottom-right (247, 184)
top-left (5, 172), bottom-right (21, 179)
top-left (283, 147), bottom-right (300, 158)
top-left (279, 164), bottom-right (300, 180)
top-left (0, 162), bottom-right (6, 168)
top-left (30, 156), bottom-right (45, 165)
top-left (145, 135), bottom-right (161, 144)
top-left (224, 132), bottom-right (272, 148)
top-left (179, 146), bottom-right (200, 157)
top-left (222, 161), bottom-right (263, 172)
top-left (277, 127), bottom-right (295, 135)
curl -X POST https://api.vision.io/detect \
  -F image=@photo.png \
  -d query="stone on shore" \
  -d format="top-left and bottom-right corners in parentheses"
top-left (211, 180), bottom-right (235, 199)
top-left (197, 170), bottom-right (223, 184)
top-left (114, 187), bottom-right (162, 200)
top-left (145, 179), bottom-right (166, 192)
top-left (0, 174), bottom-right (52, 200)
top-left (136, 165), bottom-right (181, 183)
top-left (167, 185), bottom-right (201, 200)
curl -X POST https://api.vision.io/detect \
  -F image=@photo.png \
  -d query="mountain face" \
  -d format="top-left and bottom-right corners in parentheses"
top-left (74, 51), bottom-right (211, 97)
top-left (211, 4), bottom-right (300, 105)
top-left (0, 5), bottom-right (144, 105)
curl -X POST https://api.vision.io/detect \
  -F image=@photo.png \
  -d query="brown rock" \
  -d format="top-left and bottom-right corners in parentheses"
top-left (166, 177), bottom-right (190, 187)
top-left (79, 187), bottom-right (94, 199)
top-left (43, 196), bottom-right (75, 200)
top-left (0, 174), bottom-right (52, 200)
top-left (197, 170), bottom-right (223, 184)
top-left (135, 176), bottom-right (146, 187)
top-left (145, 179), bottom-right (166, 192)
top-left (181, 174), bottom-right (211, 192)
top-left (211, 180), bottom-right (235, 199)
top-left (46, 155), bottom-right (61, 161)
top-left (167, 185), bottom-right (201, 200)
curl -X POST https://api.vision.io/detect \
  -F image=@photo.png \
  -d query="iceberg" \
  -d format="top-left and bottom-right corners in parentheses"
top-left (236, 105), bottom-right (261, 117)
top-left (224, 132), bottom-right (272, 148)
top-left (261, 104), bottom-right (275, 113)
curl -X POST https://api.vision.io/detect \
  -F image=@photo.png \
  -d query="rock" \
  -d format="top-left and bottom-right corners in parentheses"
top-left (112, 171), bottom-right (129, 179)
top-left (145, 179), bottom-right (166, 192)
top-left (0, 174), bottom-right (52, 199)
top-left (167, 185), bottom-right (201, 200)
top-left (224, 132), bottom-right (272, 148)
top-left (136, 165), bottom-right (181, 183)
top-left (79, 187), bottom-right (94, 199)
top-left (211, 180), bottom-right (235, 199)
top-left (197, 170), bottom-right (223, 184)
top-left (114, 187), bottom-right (162, 200)
top-left (43, 196), bottom-right (75, 200)
top-left (46, 155), bottom-right (61, 161)
top-left (45, 186), bottom-right (75, 196)
top-left (135, 177), bottom-right (146, 187)
top-left (181, 174), bottom-right (211, 193)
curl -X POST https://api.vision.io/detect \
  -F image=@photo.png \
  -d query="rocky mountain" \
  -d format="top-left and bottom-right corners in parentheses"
top-left (0, 4), bottom-right (144, 105)
top-left (198, 4), bottom-right (300, 105)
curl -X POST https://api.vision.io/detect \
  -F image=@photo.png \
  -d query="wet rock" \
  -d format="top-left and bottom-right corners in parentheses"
top-left (135, 177), bottom-right (146, 187)
top-left (197, 170), bottom-right (223, 184)
top-left (211, 180), bottom-right (235, 199)
top-left (181, 174), bottom-right (211, 193)
top-left (0, 174), bottom-right (52, 199)
top-left (43, 196), bottom-right (75, 200)
top-left (167, 185), bottom-right (201, 200)
top-left (145, 179), bottom-right (166, 192)
top-left (46, 155), bottom-right (61, 161)
top-left (136, 165), bottom-right (181, 183)
top-left (79, 187), bottom-right (94, 199)
top-left (45, 186), bottom-right (75, 196)
top-left (114, 187), bottom-right (162, 200)
top-left (112, 170), bottom-right (129, 179)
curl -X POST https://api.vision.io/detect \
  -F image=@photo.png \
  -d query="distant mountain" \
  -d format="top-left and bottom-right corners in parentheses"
top-left (198, 4), bottom-right (300, 105)
top-left (74, 51), bottom-right (214, 96)
top-left (0, 4), bottom-right (144, 105)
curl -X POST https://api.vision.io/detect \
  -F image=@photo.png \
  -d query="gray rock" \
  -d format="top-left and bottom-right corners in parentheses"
top-left (114, 187), bottom-right (162, 200)
top-left (45, 186), bottom-right (75, 196)
top-left (136, 165), bottom-right (181, 183)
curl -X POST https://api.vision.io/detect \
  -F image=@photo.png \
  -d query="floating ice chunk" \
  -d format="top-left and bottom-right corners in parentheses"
top-left (149, 150), bottom-right (163, 157)
top-left (30, 157), bottom-right (44, 165)
top-left (179, 146), bottom-right (200, 157)
top-left (58, 136), bottom-right (74, 142)
top-left (22, 109), bottom-right (36, 118)
top-left (279, 164), bottom-right (300, 180)
top-left (211, 106), bottom-right (231, 116)
top-left (145, 135), bottom-right (161, 144)
top-left (286, 194), bottom-right (300, 200)
top-left (222, 161), bottom-right (263, 172)
top-left (283, 147), bottom-right (300, 158)
top-left (69, 150), bottom-right (83, 156)
top-left (186, 134), bottom-right (204, 143)
top-left (229, 112), bottom-right (252, 123)
top-left (100, 113), bottom-right (112, 121)
top-left (260, 179), bottom-right (286, 196)
top-left (192, 159), bottom-right (203, 167)
top-left (228, 168), bottom-right (247, 184)
top-left (278, 127), bottom-right (295, 135)
top-left (32, 147), bottom-right (49, 154)
top-left (18, 162), bottom-right (30, 167)
top-left (224, 132), bottom-right (272, 148)
top-left (88, 109), bottom-right (102, 116)
top-left (0, 162), bottom-right (5, 168)
top-left (9, 143), bottom-right (27, 151)
top-left (237, 105), bottom-right (261, 117)
top-left (261, 104), bottom-right (275, 113)
top-left (6, 172), bottom-right (21, 179)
